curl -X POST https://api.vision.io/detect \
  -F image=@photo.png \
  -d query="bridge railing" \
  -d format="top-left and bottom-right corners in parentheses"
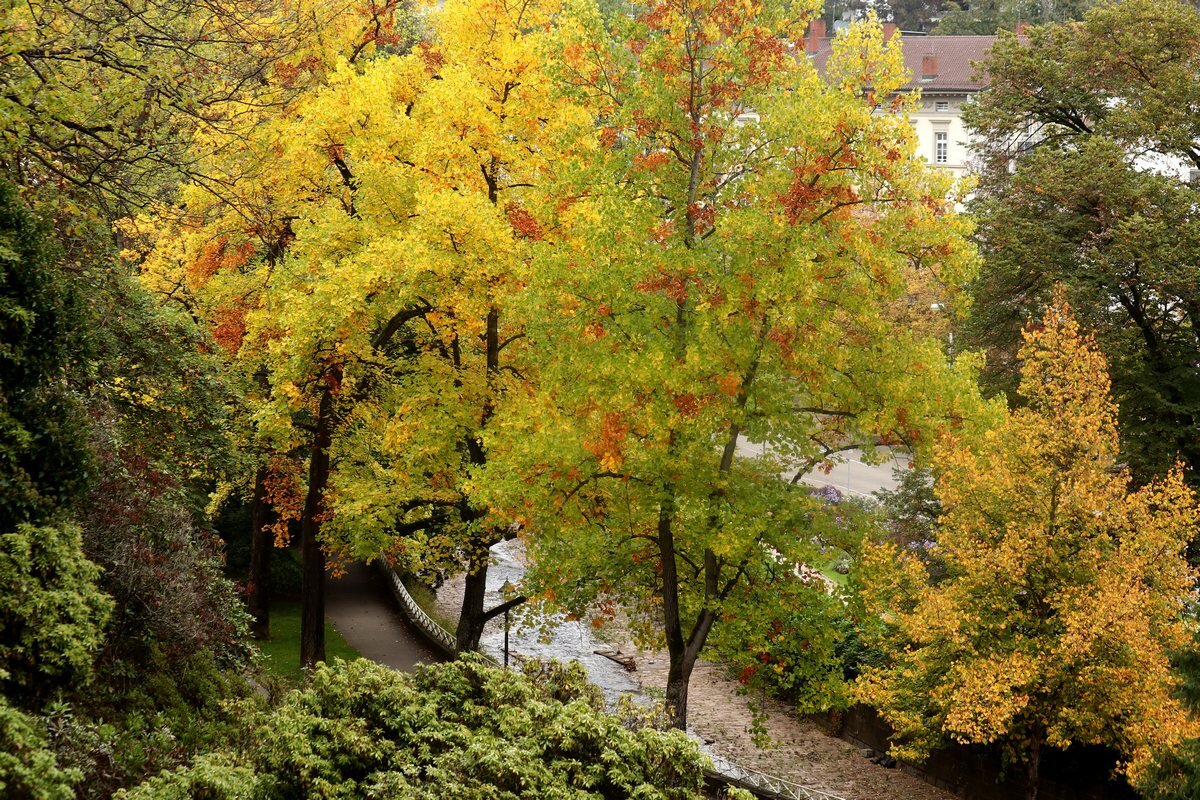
top-left (706, 753), bottom-right (847, 800)
top-left (376, 557), bottom-right (458, 656)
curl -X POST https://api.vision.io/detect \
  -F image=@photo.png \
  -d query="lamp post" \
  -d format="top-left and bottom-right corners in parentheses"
top-left (501, 579), bottom-right (513, 668)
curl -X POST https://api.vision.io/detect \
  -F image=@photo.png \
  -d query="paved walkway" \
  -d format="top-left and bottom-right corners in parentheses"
top-left (325, 561), bottom-right (441, 671)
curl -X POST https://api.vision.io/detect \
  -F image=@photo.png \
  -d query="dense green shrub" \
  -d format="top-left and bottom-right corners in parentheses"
top-left (121, 657), bottom-right (708, 800)
top-left (0, 180), bottom-right (90, 530)
top-left (0, 524), bottom-right (112, 705)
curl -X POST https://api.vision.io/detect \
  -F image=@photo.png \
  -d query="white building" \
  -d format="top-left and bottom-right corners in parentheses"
top-left (808, 22), bottom-right (1001, 179)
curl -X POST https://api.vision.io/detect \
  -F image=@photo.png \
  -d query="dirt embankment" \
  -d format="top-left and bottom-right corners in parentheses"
top-left (636, 656), bottom-right (954, 800)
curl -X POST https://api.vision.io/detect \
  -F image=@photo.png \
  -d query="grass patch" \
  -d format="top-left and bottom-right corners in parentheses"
top-left (821, 561), bottom-right (849, 587)
top-left (258, 599), bottom-right (361, 682)
top-left (402, 577), bottom-right (460, 633)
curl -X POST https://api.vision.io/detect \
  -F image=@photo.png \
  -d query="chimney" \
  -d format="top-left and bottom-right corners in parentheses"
top-left (806, 19), bottom-right (826, 54)
top-left (883, 22), bottom-right (898, 41)
top-left (921, 53), bottom-right (939, 80)
top-left (1015, 20), bottom-right (1030, 35)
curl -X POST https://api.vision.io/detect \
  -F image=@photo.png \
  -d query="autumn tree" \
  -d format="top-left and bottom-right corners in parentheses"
top-left (479, 4), bottom-right (983, 729)
top-left (131, 0), bottom-right (588, 660)
top-left (960, 0), bottom-right (1200, 495)
top-left (857, 296), bottom-right (1199, 799)
top-left (316, 0), bottom-right (590, 653)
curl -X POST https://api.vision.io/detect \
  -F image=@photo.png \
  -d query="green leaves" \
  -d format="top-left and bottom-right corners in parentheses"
top-left (479, 1), bottom-right (985, 726)
top-left (0, 524), bottom-right (112, 704)
top-left (962, 0), bottom-right (1200, 490)
top-left (121, 657), bottom-right (707, 800)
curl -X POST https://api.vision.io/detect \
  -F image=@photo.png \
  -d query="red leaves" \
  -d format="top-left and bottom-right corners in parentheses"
top-left (635, 268), bottom-right (690, 303)
top-left (671, 392), bottom-right (700, 417)
top-left (780, 170), bottom-right (822, 224)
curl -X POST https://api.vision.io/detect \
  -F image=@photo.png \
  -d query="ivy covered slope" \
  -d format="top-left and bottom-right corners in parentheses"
top-left (121, 657), bottom-right (708, 800)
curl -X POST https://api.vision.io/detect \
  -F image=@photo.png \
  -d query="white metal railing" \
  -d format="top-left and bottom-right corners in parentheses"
top-left (706, 753), bottom-right (848, 800)
top-left (377, 557), bottom-right (845, 800)
top-left (376, 557), bottom-right (458, 653)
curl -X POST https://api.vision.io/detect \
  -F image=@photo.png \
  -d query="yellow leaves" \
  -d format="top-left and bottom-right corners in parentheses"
top-left (860, 297), bottom-right (1200, 774)
top-left (941, 653), bottom-right (1036, 745)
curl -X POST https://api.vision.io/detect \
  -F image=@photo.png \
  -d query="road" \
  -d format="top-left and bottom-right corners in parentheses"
top-left (735, 440), bottom-right (911, 500)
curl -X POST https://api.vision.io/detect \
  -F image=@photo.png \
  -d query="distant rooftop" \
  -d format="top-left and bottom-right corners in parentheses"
top-left (807, 29), bottom-right (1000, 93)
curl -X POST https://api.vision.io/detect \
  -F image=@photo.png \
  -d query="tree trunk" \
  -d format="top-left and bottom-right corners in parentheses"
top-left (300, 387), bottom-right (334, 670)
top-left (455, 554), bottom-right (489, 652)
top-left (247, 468), bottom-right (274, 640)
top-left (665, 644), bottom-right (699, 730)
top-left (1024, 735), bottom-right (1043, 800)
top-left (657, 483), bottom-right (692, 729)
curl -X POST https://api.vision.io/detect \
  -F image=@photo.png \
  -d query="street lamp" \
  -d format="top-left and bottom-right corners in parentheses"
top-left (501, 579), bottom-right (514, 668)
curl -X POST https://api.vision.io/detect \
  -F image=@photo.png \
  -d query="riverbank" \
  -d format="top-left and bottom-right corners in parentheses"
top-left (427, 541), bottom-right (953, 800)
top-left (636, 656), bottom-right (953, 800)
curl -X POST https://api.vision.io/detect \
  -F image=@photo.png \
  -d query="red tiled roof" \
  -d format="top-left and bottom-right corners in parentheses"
top-left (809, 35), bottom-right (999, 92)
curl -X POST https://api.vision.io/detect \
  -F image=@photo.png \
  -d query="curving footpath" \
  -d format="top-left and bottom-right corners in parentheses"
top-left (324, 560), bottom-right (442, 671)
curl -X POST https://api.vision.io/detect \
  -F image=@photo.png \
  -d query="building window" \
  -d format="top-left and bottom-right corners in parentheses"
top-left (934, 131), bottom-right (949, 164)
top-left (935, 100), bottom-right (949, 112)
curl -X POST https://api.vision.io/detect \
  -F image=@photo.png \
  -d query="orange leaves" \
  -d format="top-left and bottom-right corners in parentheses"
top-left (210, 306), bottom-right (247, 355)
top-left (583, 412), bottom-right (630, 473)
top-left (649, 219), bottom-right (674, 244)
top-left (633, 150), bottom-right (670, 172)
top-left (746, 31), bottom-right (787, 87)
top-left (416, 42), bottom-right (445, 74)
top-left (715, 372), bottom-right (741, 397)
top-left (188, 236), bottom-right (254, 285)
top-left (264, 457), bottom-right (305, 547)
top-left (686, 201), bottom-right (714, 237)
top-left (859, 296), bottom-right (1200, 776)
top-left (356, 0), bottom-right (409, 50)
top-left (504, 201), bottom-right (544, 240)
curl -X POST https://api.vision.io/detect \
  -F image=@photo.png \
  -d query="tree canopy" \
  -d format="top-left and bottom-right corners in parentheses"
top-left (961, 0), bottom-right (1200, 494)
top-left (477, 0), bottom-right (986, 729)
top-left (858, 294), bottom-right (1200, 798)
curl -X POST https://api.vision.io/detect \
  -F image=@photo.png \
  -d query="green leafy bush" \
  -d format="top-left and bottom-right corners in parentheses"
top-left (122, 656), bottom-right (708, 800)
